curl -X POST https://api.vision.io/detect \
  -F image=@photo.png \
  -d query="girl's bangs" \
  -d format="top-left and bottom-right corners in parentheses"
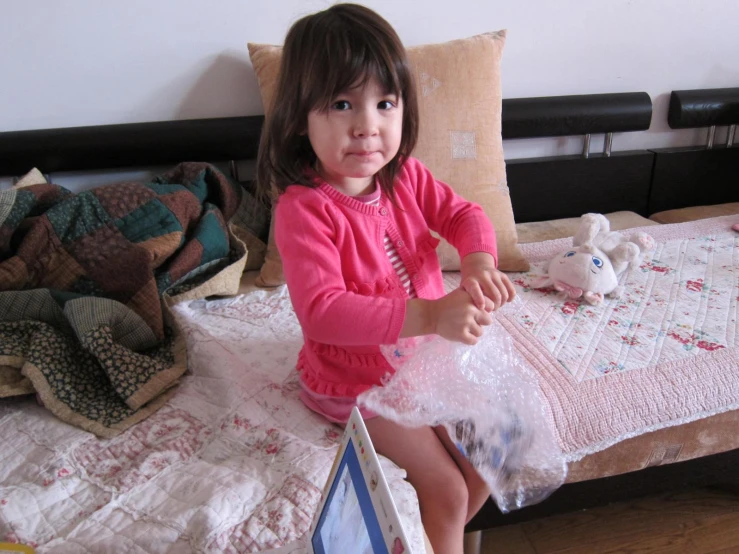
top-left (310, 42), bottom-right (405, 111)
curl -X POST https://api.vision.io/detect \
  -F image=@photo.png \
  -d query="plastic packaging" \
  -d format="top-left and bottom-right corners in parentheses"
top-left (358, 298), bottom-right (567, 513)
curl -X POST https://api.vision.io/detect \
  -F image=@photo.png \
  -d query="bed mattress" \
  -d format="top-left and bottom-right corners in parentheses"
top-left (3, 216), bottom-right (737, 550)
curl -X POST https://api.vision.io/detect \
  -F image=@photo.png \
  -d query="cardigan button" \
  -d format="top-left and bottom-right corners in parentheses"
top-left (379, 207), bottom-right (388, 216)
top-left (397, 240), bottom-right (404, 248)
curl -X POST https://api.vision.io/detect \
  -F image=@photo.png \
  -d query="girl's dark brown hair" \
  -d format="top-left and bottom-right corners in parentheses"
top-left (256, 3), bottom-right (419, 202)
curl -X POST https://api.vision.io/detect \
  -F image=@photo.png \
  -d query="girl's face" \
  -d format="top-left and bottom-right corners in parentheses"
top-left (307, 76), bottom-right (403, 195)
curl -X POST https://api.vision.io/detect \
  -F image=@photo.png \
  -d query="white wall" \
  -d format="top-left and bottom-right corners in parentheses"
top-left (2, 0), bottom-right (738, 166)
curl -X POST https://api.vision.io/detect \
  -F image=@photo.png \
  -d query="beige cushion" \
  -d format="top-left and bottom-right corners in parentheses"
top-left (516, 211), bottom-right (659, 244)
top-left (649, 202), bottom-right (739, 224)
top-left (248, 31), bottom-right (528, 286)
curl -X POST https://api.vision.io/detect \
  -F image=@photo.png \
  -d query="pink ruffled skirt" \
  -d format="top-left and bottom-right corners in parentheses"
top-left (299, 380), bottom-right (378, 425)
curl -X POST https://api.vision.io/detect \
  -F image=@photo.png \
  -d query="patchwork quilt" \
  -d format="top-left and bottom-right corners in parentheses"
top-left (0, 163), bottom-right (256, 437)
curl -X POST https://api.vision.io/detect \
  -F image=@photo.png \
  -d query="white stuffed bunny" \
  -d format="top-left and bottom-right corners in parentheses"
top-left (535, 213), bottom-right (655, 305)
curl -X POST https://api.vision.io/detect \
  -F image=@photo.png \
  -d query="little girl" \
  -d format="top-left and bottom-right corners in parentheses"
top-left (256, 4), bottom-right (515, 553)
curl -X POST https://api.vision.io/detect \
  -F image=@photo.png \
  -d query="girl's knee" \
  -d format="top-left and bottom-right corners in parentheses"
top-left (421, 470), bottom-right (468, 523)
top-left (446, 477), bottom-right (470, 521)
top-left (465, 468), bottom-right (490, 498)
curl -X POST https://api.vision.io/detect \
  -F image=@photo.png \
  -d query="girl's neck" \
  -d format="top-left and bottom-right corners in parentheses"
top-left (314, 162), bottom-right (376, 197)
top-left (339, 179), bottom-right (377, 197)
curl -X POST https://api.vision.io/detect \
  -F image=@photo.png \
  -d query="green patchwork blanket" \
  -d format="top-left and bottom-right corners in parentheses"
top-left (0, 163), bottom-right (256, 437)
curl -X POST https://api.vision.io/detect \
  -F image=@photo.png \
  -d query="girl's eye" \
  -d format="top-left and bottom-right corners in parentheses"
top-left (592, 256), bottom-right (603, 267)
top-left (378, 100), bottom-right (395, 110)
top-left (332, 100), bottom-right (351, 110)
top-left (565, 251), bottom-right (576, 257)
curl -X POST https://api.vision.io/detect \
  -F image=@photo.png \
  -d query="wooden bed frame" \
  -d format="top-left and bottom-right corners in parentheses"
top-left (1, 88), bottom-right (738, 541)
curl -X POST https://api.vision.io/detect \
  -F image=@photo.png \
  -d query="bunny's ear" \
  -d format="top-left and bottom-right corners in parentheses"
top-left (594, 213), bottom-right (611, 234)
top-left (573, 214), bottom-right (603, 247)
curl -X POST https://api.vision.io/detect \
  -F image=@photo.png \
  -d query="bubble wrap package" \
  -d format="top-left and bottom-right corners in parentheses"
top-left (358, 300), bottom-right (567, 513)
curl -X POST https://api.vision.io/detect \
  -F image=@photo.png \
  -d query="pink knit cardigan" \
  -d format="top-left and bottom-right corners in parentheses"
top-left (275, 157), bottom-right (498, 397)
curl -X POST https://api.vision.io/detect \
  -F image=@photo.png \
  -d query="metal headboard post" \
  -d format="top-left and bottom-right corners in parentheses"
top-left (706, 125), bottom-right (716, 149)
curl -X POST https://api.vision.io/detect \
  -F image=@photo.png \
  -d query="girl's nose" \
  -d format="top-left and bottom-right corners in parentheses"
top-left (353, 110), bottom-right (379, 138)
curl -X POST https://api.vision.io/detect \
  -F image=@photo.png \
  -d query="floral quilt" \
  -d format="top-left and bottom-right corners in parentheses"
top-left (489, 215), bottom-right (739, 460)
top-left (0, 286), bottom-right (425, 553)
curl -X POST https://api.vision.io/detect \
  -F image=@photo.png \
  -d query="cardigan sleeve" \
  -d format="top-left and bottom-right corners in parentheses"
top-left (275, 190), bottom-right (407, 346)
top-left (405, 158), bottom-right (499, 266)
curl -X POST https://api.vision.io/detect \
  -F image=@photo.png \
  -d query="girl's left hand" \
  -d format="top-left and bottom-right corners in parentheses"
top-left (460, 252), bottom-right (516, 311)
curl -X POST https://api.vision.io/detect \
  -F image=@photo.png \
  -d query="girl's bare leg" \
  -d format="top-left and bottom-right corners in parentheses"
top-left (434, 426), bottom-right (491, 524)
top-left (365, 416), bottom-right (469, 554)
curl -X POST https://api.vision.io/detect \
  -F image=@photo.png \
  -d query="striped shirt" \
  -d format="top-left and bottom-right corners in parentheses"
top-left (356, 186), bottom-right (417, 298)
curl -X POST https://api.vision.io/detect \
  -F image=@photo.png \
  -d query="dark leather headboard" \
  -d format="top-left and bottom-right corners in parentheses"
top-left (0, 93), bottom-right (653, 176)
top-left (0, 116), bottom-right (264, 176)
top-left (11, 91), bottom-right (723, 224)
top-left (503, 92), bottom-right (651, 139)
top-left (649, 87), bottom-right (739, 214)
top-left (502, 92), bottom-right (655, 222)
top-left (668, 88), bottom-right (739, 128)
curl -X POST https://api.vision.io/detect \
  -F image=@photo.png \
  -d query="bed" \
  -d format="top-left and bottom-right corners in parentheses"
top-left (1, 87), bottom-right (738, 554)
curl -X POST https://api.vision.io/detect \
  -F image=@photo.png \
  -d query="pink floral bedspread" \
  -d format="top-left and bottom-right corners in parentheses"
top-left (0, 287), bottom-right (425, 553)
top-left (489, 215), bottom-right (739, 461)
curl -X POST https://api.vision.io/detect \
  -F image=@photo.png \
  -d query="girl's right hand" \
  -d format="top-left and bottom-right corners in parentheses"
top-left (429, 288), bottom-right (494, 345)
